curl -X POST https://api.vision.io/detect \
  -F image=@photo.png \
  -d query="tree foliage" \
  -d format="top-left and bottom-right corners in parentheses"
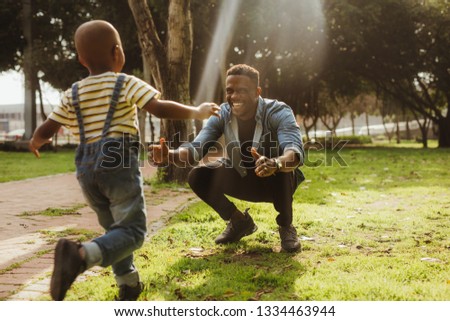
top-left (0, 1), bottom-right (23, 72)
top-left (324, 0), bottom-right (450, 146)
top-left (0, 0), bottom-right (142, 90)
top-left (1, 0), bottom-right (449, 147)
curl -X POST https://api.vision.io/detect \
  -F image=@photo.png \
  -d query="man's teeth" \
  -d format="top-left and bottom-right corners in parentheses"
top-left (233, 103), bottom-right (243, 107)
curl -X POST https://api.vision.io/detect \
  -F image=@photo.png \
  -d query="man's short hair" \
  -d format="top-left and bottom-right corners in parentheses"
top-left (227, 64), bottom-right (260, 87)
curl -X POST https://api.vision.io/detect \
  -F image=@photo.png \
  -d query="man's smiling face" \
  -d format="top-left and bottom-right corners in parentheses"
top-left (226, 75), bottom-right (261, 121)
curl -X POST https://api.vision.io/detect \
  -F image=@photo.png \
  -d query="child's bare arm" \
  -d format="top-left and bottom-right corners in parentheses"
top-left (143, 98), bottom-right (220, 120)
top-left (29, 119), bottom-right (62, 158)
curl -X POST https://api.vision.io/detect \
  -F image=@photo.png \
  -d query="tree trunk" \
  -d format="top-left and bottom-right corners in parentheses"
top-left (129, 0), bottom-right (194, 183)
top-left (365, 112), bottom-right (370, 136)
top-left (436, 91), bottom-right (450, 147)
top-left (440, 96), bottom-right (450, 148)
top-left (405, 116), bottom-right (411, 140)
top-left (437, 115), bottom-right (450, 148)
top-left (302, 116), bottom-right (317, 142)
top-left (128, 0), bottom-right (166, 86)
top-left (158, 0), bottom-right (193, 183)
top-left (412, 110), bottom-right (429, 148)
top-left (310, 84), bottom-right (320, 139)
top-left (137, 54), bottom-right (150, 149)
top-left (23, 0), bottom-right (36, 140)
top-left (382, 116), bottom-right (395, 142)
top-left (420, 124), bottom-right (428, 148)
top-left (36, 78), bottom-right (47, 122)
top-left (350, 112), bottom-right (355, 136)
top-left (149, 114), bottom-right (155, 142)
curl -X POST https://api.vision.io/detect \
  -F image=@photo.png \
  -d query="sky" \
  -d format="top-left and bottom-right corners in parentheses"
top-left (0, 70), bottom-right (61, 106)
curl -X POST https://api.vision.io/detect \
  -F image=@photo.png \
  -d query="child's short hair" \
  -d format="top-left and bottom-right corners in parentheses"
top-left (226, 64), bottom-right (260, 87)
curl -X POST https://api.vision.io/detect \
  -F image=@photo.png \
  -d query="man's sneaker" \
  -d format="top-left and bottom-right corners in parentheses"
top-left (116, 282), bottom-right (144, 301)
top-left (50, 238), bottom-right (86, 300)
top-left (279, 225), bottom-right (301, 252)
top-left (215, 209), bottom-right (258, 244)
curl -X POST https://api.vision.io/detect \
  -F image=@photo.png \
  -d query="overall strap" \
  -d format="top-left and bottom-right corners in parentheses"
top-left (71, 82), bottom-right (86, 144)
top-left (71, 74), bottom-right (126, 144)
top-left (102, 74), bottom-right (126, 138)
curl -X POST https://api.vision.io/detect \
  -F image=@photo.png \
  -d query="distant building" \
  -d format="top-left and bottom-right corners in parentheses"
top-left (0, 103), bottom-right (161, 143)
top-left (0, 103), bottom-right (53, 132)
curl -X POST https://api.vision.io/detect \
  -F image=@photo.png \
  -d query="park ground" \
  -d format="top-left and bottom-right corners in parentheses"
top-left (0, 162), bottom-right (196, 300)
top-left (0, 142), bottom-right (449, 300)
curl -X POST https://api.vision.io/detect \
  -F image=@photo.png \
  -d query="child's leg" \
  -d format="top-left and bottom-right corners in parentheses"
top-left (113, 255), bottom-right (139, 286)
top-left (93, 165), bottom-right (147, 279)
top-left (72, 146), bottom-right (146, 300)
top-left (96, 166), bottom-right (146, 300)
top-left (91, 179), bottom-right (147, 267)
top-left (78, 167), bottom-right (146, 301)
top-left (77, 181), bottom-right (114, 268)
top-left (78, 164), bottom-right (147, 269)
top-left (112, 254), bottom-right (144, 301)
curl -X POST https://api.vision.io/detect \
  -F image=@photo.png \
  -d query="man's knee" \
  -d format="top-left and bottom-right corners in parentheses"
top-left (187, 167), bottom-right (209, 191)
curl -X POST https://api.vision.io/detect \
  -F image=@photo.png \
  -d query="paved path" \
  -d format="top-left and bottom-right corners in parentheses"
top-left (0, 164), bottom-right (196, 300)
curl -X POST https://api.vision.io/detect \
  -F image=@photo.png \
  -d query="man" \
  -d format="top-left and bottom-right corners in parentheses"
top-left (150, 64), bottom-right (305, 252)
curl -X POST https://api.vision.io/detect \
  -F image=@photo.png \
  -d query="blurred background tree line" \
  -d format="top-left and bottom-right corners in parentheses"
top-left (0, 0), bottom-right (449, 180)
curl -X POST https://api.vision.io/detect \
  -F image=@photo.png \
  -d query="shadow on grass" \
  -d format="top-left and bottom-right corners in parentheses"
top-left (141, 243), bottom-right (306, 301)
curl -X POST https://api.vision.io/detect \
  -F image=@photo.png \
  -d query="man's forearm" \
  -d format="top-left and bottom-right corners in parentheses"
top-left (276, 149), bottom-right (301, 172)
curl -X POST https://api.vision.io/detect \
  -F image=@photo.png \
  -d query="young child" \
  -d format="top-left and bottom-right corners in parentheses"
top-left (29, 20), bottom-right (219, 301)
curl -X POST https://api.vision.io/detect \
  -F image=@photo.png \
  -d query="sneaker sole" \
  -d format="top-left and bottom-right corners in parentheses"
top-left (50, 239), bottom-right (82, 301)
top-left (281, 242), bottom-right (301, 253)
top-left (50, 239), bottom-right (69, 300)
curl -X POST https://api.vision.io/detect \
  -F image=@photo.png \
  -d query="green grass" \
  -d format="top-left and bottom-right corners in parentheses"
top-left (60, 145), bottom-right (450, 301)
top-left (19, 204), bottom-right (85, 217)
top-left (0, 149), bottom-right (76, 182)
top-left (40, 228), bottom-right (102, 244)
top-left (371, 139), bottom-right (439, 148)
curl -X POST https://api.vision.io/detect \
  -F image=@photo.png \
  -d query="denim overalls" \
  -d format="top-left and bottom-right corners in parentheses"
top-left (72, 74), bottom-right (146, 283)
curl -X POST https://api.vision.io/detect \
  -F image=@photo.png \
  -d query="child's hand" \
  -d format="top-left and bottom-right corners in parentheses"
top-left (29, 140), bottom-right (40, 158)
top-left (29, 138), bottom-right (52, 158)
top-left (148, 137), bottom-right (169, 166)
top-left (196, 102), bottom-right (220, 120)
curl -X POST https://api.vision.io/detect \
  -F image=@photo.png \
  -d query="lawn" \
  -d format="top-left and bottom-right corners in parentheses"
top-left (59, 144), bottom-right (450, 301)
top-left (0, 149), bottom-right (76, 182)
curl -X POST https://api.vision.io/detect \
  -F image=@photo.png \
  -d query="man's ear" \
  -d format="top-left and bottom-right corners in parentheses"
top-left (256, 86), bottom-right (262, 96)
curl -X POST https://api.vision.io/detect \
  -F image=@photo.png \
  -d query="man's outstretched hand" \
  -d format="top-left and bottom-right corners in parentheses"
top-left (251, 147), bottom-right (277, 177)
top-left (148, 137), bottom-right (169, 166)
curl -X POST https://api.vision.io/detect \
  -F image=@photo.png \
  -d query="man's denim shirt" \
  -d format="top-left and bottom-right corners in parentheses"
top-left (182, 97), bottom-right (305, 185)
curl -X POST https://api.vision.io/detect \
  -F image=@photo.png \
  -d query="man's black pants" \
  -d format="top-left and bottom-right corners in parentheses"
top-left (188, 163), bottom-right (298, 227)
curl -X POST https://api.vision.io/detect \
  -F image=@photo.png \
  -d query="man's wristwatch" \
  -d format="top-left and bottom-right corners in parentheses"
top-left (274, 158), bottom-right (282, 172)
